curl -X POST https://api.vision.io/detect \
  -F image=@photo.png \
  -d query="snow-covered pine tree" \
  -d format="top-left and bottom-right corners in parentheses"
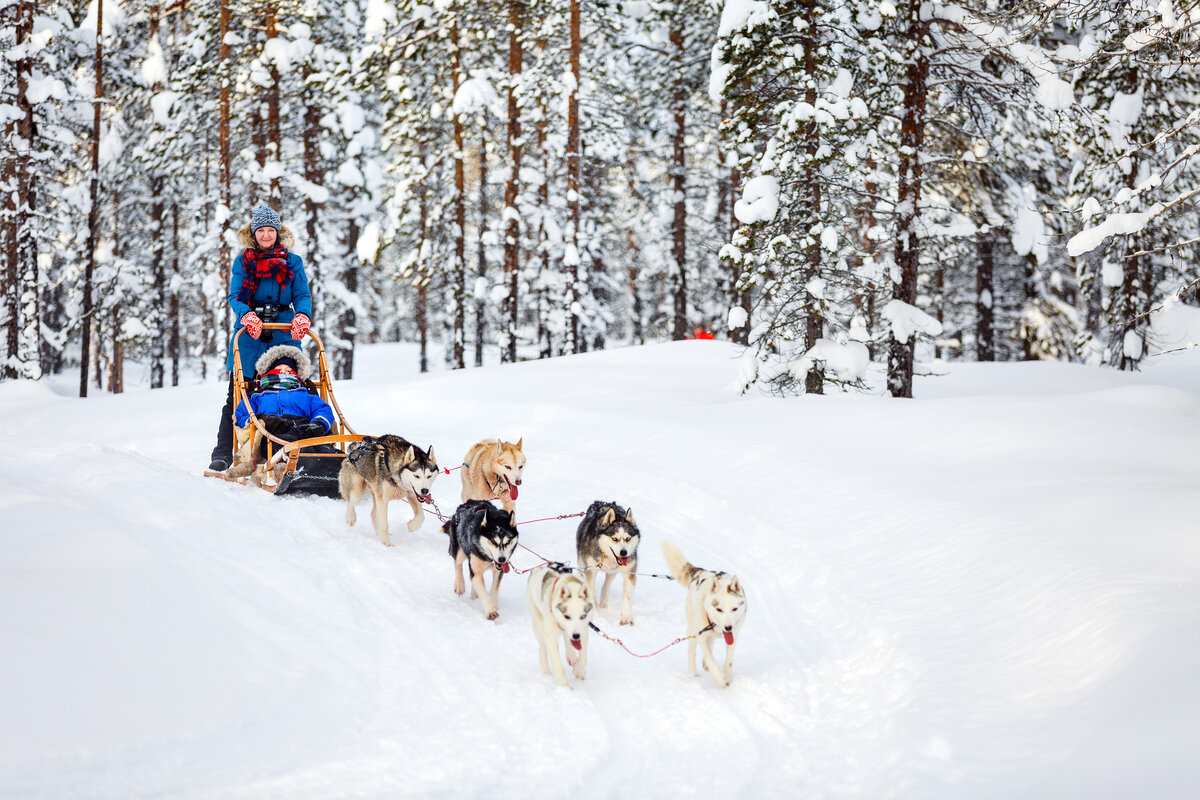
top-left (1062, 2), bottom-right (1200, 368)
top-left (714, 0), bottom-right (872, 395)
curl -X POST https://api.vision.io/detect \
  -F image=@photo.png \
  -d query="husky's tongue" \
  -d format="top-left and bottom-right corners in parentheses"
top-left (616, 556), bottom-right (629, 566)
top-left (501, 562), bottom-right (511, 573)
top-left (506, 480), bottom-right (518, 500)
top-left (723, 631), bottom-right (735, 645)
top-left (570, 639), bottom-right (582, 651)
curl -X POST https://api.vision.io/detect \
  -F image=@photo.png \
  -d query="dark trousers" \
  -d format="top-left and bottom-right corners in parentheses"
top-left (210, 374), bottom-right (236, 463)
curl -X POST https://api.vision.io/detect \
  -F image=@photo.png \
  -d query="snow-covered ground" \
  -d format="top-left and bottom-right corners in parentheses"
top-left (3, 311), bottom-right (1200, 799)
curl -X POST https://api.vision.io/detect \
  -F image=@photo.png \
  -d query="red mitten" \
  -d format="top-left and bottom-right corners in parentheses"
top-left (291, 313), bottom-right (310, 340)
top-left (241, 312), bottom-right (263, 339)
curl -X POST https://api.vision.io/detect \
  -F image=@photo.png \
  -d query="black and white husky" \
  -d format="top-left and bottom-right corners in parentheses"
top-left (443, 500), bottom-right (520, 620)
top-left (339, 435), bottom-right (439, 546)
top-left (526, 562), bottom-right (595, 687)
top-left (576, 500), bottom-right (641, 625)
top-left (661, 541), bottom-right (747, 688)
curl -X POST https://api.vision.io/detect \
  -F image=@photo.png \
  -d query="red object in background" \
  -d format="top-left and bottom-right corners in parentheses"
top-left (687, 328), bottom-right (715, 340)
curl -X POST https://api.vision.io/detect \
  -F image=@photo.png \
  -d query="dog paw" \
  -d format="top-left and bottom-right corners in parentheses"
top-left (345, 512), bottom-right (357, 526)
top-left (715, 672), bottom-right (730, 688)
top-left (486, 610), bottom-right (499, 620)
top-left (407, 518), bottom-right (422, 533)
top-left (454, 585), bottom-right (465, 596)
top-left (619, 616), bottom-right (634, 626)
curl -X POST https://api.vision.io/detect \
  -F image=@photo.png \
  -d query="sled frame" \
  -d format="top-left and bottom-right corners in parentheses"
top-left (226, 323), bottom-right (363, 494)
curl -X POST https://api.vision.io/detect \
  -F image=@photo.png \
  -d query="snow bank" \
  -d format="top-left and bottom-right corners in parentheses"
top-left (2, 340), bottom-right (1200, 798)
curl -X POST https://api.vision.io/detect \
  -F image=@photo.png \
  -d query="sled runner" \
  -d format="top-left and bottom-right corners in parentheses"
top-left (209, 323), bottom-right (362, 498)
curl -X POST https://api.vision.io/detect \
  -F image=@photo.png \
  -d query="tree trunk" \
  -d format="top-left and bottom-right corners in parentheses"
top-left (535, 40), bottom-right (551, 359)
top-left (266, 4), bottom-right (281, 202)
top-left (417, 167), bottom-right (429, 373)
top-left (107, 189), bottom-right (122, 393)
top-left (450, 14), bottom-right (466, 369)
top-left (81, 0), bottom-right (104, 398)
top-left (300, 61), bottom-right (322, 322)
top-left (219, 0), bottom-right (232, 334)
top-left (4, 0), bottom-right (35, 380)
top-left (501, 0), bottom-right (522, 364)
top-left (625, 147), bottom-right (643, 344)
top-left (565, 0), bottom-right (582, 354)
top-left (337, 219), bottom-right (359, 380)
top-left (150, 177), bottom-right (165, 389)
top-left (854, 153), bottom-right (879, 359)
top-left (724, 104), bottom-right (749, 346)
top-left (171, 203), bottom-right (180, 385)
top-left (976, 229), bottom-right (995, 361)
top-left (801, 0), bottom-right (823, 394)
top-left (887, 6), bottom-right (928, 399)
top-left (670, 25), bottom-right (688, 341)
top-left (475, 136), bottom-right (488, 367)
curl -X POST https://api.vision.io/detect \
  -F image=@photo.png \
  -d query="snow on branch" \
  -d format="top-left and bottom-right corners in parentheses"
top-left (1066, 205), bottom-right (1164, 257)
top-left (884, 300), bottom-right (944, 342)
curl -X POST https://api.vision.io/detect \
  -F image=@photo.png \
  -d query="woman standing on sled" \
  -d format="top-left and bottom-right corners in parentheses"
top-left (207, 205), bottom-right (313, 473)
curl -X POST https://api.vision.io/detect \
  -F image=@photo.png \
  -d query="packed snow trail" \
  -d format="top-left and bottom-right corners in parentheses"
top-left (3, 333), bottom-right (1200, 798)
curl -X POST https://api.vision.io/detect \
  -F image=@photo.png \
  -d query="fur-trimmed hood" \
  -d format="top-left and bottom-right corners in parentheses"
top-left (255, 344), bottom-right (313, 380)
top-left (238, 223), bottom-right (296, 249)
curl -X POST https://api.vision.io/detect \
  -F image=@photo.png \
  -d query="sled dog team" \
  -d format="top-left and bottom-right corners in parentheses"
top-left (337, 435), bottom-right (747, 688)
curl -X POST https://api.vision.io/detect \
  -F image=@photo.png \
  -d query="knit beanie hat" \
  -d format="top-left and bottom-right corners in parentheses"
top-left (251, 205), bottom-right (282, 234)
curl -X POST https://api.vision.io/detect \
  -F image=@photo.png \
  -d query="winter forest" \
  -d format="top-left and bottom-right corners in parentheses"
top-left (2, 0), bottom-right (1199, 397)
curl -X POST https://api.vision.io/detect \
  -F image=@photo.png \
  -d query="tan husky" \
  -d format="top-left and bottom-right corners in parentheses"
top-left (661, 541), bottom-right (747, 688)
top-left (339, 435), bottom-right (439, 546)
top-left (460, 438), bottom-right (525, 512)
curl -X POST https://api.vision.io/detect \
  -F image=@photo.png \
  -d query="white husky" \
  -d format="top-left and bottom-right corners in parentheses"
top-left (526, 562), bottom-right (595, 686)
top-left (661, 542), bottom-right (747, 688)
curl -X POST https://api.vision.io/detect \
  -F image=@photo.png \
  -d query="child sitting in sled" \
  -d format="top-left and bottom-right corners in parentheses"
top-left (226, 344), bottom-right (334, 482)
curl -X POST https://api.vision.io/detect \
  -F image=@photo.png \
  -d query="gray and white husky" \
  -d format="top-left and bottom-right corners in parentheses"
top-left (339, 434), bottom-right (439, 546)
top-left (661, 541), bottom-right (747, 688)
top-left (526, 562), bottom-right (595, 687)
top-left (444, 500), bottom-right (520, 620)
top-left (576, 500), bottom-right (641, 625)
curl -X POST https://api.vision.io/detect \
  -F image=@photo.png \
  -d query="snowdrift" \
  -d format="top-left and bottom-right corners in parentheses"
top-left (2, 312), bottom-right (1200, 798)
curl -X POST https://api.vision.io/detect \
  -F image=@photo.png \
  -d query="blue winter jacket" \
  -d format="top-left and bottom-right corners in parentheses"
top-left (225, 250), bottom-right (313, 377)
top-left (234, 388), bottom-right (335, 433)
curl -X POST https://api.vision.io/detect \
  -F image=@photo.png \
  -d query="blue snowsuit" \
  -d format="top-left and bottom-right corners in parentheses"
top-left (235, 388), bottom-right (335, 433)
top-left (225, 251), bottom-right (312, 378)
